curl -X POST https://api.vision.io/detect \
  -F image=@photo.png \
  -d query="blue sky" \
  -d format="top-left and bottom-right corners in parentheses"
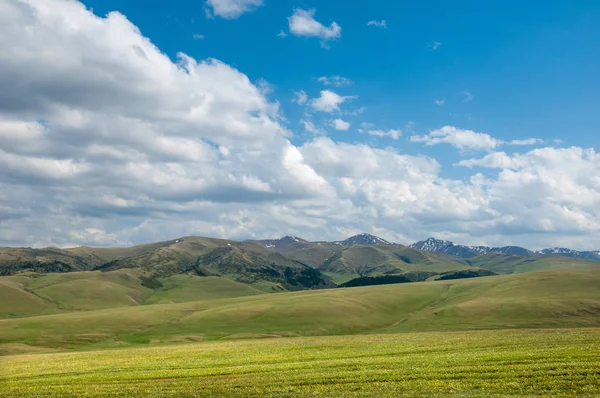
top-left (82, 0), bottom-right (600, 154)
top-left (1, 0), bottom-right (600, 249)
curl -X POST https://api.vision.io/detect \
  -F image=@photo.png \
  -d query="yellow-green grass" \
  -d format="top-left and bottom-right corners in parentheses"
top-left (143, 275), bottom-right (264, 304)
top-left (1, 270), bottom-right (599, 351)
top-left (0, 270), bottom-right (267, 318)
top-left (1, 328), bottom-right (599, 397)
top-left (0, 279), bottom-right (54, 318)
top-left (468, 253), bottom-right (600, 274)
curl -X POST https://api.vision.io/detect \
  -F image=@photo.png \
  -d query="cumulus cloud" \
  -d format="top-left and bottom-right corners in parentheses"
top-left (358, 122), bottom-right (375, 133)
top-left (292, 90), bottom-right (308, 105)
top-left (410, 126), bottom-right (502, 151)
top-left (510, 138), bottom-right (544, 146)
top-left (301, 119), bottom-right (325, 135)
top-left (288, 9), bottom-right (341, 43)
top-left (317, 76), bottom-right (353, 87)
top-left (411, 127), bottom-right (544, 152)
top-left (367, 20), bottom-right (387, 28)
top-left (435, 99), bottom-right (445, 106)
top-left (332, 119), bottom-right (350, 131)
top-left (455, 147), bottom-right (600, 242)
top-left (205, 0), bottom-right (263, 19)
top-left (310, 90), bottom-right (356, 113)
top-left (367, 129), bottom-right (402, 140)
top-left (1, 0), bottom-right (599, 250)
top-left (0, 0), bottom-right (323, 246)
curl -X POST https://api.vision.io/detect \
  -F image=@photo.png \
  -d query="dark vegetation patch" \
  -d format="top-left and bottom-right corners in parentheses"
top-left (139, 275), bottom-right (164, 289)
top-left (340, 274), bottom-right (413, 288)
top-left (0, 260), bottom-right (77, 276)
top-left (436, 269), bottom-right (497, 281)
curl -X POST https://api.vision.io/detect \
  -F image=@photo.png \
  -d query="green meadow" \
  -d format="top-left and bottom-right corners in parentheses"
top-left (2, 329), bottom-right (599, 397)
top-left (2, 269), bottom-right (600, 396)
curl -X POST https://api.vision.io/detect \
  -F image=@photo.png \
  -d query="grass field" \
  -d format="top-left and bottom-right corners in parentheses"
top-left (467, 252), bottom-right (600, 275)
top-left (1, 328), bottom-right (599, 397)
top-left (0, 270), bottom-right (266, 318)
top-left (2, 269), bottom-right (600, 396)
top-left (1, 270), bottom-right (599, 352)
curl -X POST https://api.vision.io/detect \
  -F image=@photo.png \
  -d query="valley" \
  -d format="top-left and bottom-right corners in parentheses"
top-left (2, 234), bottom-right (600, 396)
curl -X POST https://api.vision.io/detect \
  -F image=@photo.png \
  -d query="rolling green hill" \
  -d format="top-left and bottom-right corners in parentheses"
top-left (0, 247), bottom-right (93, 276)
top-left (467, 252), bottom-right (600, 274)
top-left (2, 236), bottom-right (600, 294)
top-left (1, 269), bottom-right (599, 351)
top-left (0, 270), bottom-right (266, 318)
top-left (98, 237), bottom-right (334, 291)
top-left (280, 243), bottom-right (473, 284)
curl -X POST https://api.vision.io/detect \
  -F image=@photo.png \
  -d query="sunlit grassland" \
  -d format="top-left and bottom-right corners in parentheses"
top-left (1, 270), bottom-right (600, 352)
top-left (1, 328), bottom-right (599, 397)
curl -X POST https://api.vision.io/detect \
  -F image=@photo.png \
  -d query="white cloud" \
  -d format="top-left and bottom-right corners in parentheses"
top-left (277, 30), bottom-right (288, 38)
top-left (255, 78), bottom-right (274, 96)
top-left (427, 41), bottom-right (442, 50)
top-left (332, 119), bottom-right (350, 131)
top-left (301, 120), bottom-right (325, 135)
top-left (317, 76), bottom-right (353, 87)
top-left (205, 0), bottom-right (263, 19)
top-left (457, 152), bottom-right (518, 169)
top-left (1, 0), bottom-right (600, 251)
top-left (410, 126), bottom-right (502, 151)
top-left (411, 127), bottom-right (543, 152)
top-left (367, 129), bottom-right (402, 140)
top-left (510, 138), bottom-right (544, 146)
top-left (345, 106), bottom-right (367, 116)
top-left (455, 147), bottom-right (600, 241)
top-left (358, 122), bottom-right (375, 133)
top-left (367, 20), bottom-right (387, 28)
top-left (435, 99), bottom-right (445, 106)
top-left (192, 33), bottom-right (205, 40)
top-left (292, 90), bottom-right (308, 105)
top-left (310, 90), bottom-right (356, 113)
top-left (288, 9), bottom-right (341, 43)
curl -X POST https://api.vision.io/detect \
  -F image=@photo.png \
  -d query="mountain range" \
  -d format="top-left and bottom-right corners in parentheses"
top-left (410, 237), bottom-right (600, 261)
top-left (1, 234), bottom-right (599, 294)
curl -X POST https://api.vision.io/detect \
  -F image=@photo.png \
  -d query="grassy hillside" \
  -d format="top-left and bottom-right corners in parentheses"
top-left (0, 270), bottom-right (267, 318)
top-left (97, 237), bottom-right (334, 291)
top-left (3, 237), bottom-right (600, 291)
top-left (143, 275), bottom-right (264, 304)
top-left (283, 244), bottom-right (472, 284)
top-left (2, 328), bottom-right (598, 397)
top-left (0, 279), bottom-right (55, 318)
top-left (0, 247), bottom-right (93, 275)
top-left (1, 269), bottom-right (599, 350)
top-left (468, 252), bottom-right (600, 274)
top-left (66, 239), bottom-right (179, 264)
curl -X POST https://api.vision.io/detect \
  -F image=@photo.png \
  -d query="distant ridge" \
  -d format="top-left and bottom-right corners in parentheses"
top-left (338, 233), bottom-right (392, 246)
top-left (252, 235), bottom-right (309, 250)
top-left (252, 233), bottom-right (392, 250)
top-left (410, 237), bottom-right (600, 261)
top-left (2, 235), bottom-right (599, 282)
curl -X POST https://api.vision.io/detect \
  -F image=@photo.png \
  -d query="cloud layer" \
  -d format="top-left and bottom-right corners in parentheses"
top-left (0, 0), bottom-right (599, 251)
top-left (288, 9), bottom-right (341, 43)
top-left (310, 90), bottom-right (356, 113)
top-left (205, 0), bottom-right (264, 19)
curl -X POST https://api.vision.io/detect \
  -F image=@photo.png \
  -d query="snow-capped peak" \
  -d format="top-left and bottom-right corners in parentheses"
top-left (468, 246), bottom-right (491, 255)
top-left (410, 237), bottom-right (454, 252)
top-left (340, 233), bottom-right (392, 246)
